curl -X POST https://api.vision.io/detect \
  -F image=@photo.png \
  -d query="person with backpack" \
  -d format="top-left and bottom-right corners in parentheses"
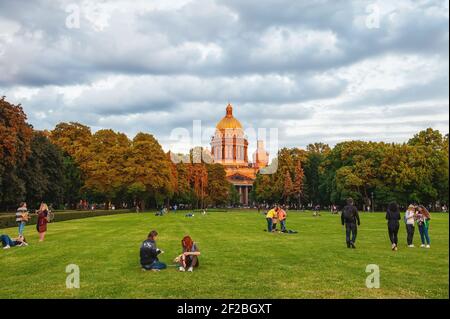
top-left (386, 202), bottom-right (401, 251)
top-left (404, 205), bottom-right (416, 247)
top-left (140, 230), bottom-right (166, 271)
top-left (416, 205), bottom-right (431, 248)
top-left (341, 198), bottom-right (360, 249)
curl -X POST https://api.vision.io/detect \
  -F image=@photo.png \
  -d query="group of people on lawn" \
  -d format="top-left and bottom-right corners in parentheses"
top-left (1, 202), bottom-right (50, 250)
top-left (341, 198), bottom-right (432, 250)
top-left (2, 198), bottom-right (434, 273)
top-left (140, 230), bottom-right (201, 272)
top-left (265, 205), bottom-right (288, 233)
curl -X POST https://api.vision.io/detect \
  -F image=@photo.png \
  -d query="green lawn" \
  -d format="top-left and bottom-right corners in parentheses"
top-left (0, 210), bottom-right (448, 299)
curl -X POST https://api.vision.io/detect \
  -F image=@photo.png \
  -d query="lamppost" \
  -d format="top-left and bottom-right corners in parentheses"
top-left (371, 192), bottom-right (374, 213)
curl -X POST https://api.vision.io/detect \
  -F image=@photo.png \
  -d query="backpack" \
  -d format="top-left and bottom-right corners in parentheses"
top-left (343, 206), bottom-right (354, 222)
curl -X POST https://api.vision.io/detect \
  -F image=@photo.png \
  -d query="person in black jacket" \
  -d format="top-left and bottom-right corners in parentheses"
top-left (140, 230), bottom-right (167, 271)
top-left (386, 202), bottom-right (401, 251)
top-left (341, 198), bottom-right (360, 249)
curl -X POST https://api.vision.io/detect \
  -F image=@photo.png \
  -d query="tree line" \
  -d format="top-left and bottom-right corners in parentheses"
top-left (1, 97), bottom-right (448, 211)
top-left (0, 97), bottom-right (231, 211)
top-left (252, 130), bottom-right (449, 211)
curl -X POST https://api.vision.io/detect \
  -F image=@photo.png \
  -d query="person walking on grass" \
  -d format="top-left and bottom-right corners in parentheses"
top-left (405, 205), bottom-right (416, 248)
top-left (140, 230), bottom-right (167, 271)
top-left (1, 234), bottom-right (28, 249)
top-left (176, 235), bottom-right (201, 272)
top-left (416, 205), bottom-right (431, 248)
top-left (386, 202), bottom-right (401, 251)
top-left (16, 202), bottom-right (29, 237)
top-left (36, 203), bottom-right (50, 242)
top-left (341, 198), bottom-right (360, 249)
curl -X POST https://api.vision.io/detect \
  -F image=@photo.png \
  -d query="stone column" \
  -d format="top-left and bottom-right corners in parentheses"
top-left (243, 186), bottom-right (248, 206)
top-left (238, 186), bottom-right (243, 204)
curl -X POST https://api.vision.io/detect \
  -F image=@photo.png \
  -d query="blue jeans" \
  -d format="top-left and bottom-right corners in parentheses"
top-left (18, 221), bottom-right (25, 236)
top-left (418, 224), bottom-right (431, 245)
top-left (142, 261), bottom-right (167, 270)
top-left (280, 220), bottom-right (287, 232)
top-left (345, 223), bottom-right (357, 244)
top-left (266, 218), bottom-right (273, 232)
top-left (1, 235), bottom-right (15, 247)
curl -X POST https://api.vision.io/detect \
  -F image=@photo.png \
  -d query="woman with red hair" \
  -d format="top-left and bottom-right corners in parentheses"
top-left (176, 236), bottom-right (201, 272)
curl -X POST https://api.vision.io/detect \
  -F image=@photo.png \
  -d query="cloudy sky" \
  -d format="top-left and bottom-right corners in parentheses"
top-left (0, 0), bottom-right (448, 157)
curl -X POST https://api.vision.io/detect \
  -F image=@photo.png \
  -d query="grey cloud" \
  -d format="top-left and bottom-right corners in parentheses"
top-left (0, 0), bottom-right (448, 153)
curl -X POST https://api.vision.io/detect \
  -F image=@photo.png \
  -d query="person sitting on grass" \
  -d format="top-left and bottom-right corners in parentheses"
top-left (1, 234), bottom-right (28, 249)
top-left (140, 230), bottom-right (166, 271)
top-left (175, 235), bottom-right (201, 272)
top-left (313, 204), bottom-right (321, 217)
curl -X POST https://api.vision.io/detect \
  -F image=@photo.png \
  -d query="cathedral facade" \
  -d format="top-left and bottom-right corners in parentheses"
top-left (210, 104), bottom-right (269, 205)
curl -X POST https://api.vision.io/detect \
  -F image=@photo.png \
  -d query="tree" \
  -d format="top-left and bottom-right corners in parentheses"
top-left (83, 129), bottom-right (131, 206)
top-left (282, 170), bottom-right (294, 205)
top-left (20, 132), bottom-right (66, 209)
top-left (126, 133), bottom-right (174, 209)
top-left (206, 164), bottom-right (230, 206)
top-left (0, 97), bottom-right (33, 166)
top-left (293, 161), bottom-right (305, 209)
top-left (0, 97), bottom-right (33, 210)
top-left (229, 184), bottom-right (240, 206)
top-left (50, 122), bottom-right (92, 163)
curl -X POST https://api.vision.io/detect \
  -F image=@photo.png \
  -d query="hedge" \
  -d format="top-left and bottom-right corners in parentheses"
top-left (0, 209), bottom-right (133, 229)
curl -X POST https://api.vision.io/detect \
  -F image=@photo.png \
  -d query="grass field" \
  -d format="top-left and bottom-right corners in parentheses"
top-left (0, 210), bottom-right (448, 299)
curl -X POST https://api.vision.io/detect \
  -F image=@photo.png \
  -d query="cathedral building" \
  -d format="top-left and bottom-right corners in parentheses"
top-left (210, 104), bottom-right (269, 205)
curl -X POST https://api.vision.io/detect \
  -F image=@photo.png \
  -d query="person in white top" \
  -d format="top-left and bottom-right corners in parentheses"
top-left (405, 205), bottom-right (416, 247)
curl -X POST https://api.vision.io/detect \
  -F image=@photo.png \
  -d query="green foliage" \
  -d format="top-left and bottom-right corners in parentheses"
top-left (253, 129), bottom-right (448, 210)
top-left (0, 209), bottom-right (130, 229)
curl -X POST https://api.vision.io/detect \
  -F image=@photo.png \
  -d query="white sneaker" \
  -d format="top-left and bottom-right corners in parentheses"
top-left (426, 245), bottom-right (430, 249)
top-left (408, 245), bottom-right (415, 248)
top-left (3, 245), bottom-right (10, 250)
top-left (420, 244), bottom-right (425, 248)
top-left (179, 266), bottom-right (185, 272)
top-left (187, 267), bottom-right (193, 272)
top-left (391, 244), bottom-right (396, 250)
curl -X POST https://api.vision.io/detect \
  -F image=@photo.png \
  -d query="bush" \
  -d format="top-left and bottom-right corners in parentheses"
top-left (0, 209), bottom-right (132, 229)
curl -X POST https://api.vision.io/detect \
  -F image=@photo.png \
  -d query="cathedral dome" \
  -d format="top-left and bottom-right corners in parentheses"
top-left (216, 104), bottom-right (243, 130)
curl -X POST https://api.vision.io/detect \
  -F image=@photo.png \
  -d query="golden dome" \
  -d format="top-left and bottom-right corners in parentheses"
top-left (216, 103), bottom-right (243, 130)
